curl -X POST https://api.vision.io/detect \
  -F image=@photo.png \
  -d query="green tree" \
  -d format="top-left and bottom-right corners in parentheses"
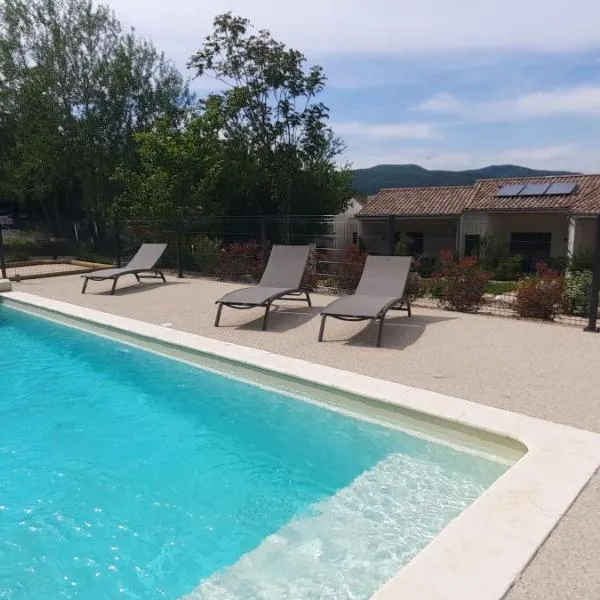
top-left (0, 0), bottom-right (190, 232)
top-left (187, 12), bottom-right (351, 217)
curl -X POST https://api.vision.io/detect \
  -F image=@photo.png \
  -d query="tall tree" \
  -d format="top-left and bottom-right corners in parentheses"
top-left (187, 12), bottom-right (351, 217)
top-left (0, 0), bottom-right (190, 231)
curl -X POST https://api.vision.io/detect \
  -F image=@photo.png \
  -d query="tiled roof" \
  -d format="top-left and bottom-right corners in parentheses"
top-left (357, 174), bottom-right (600, 217)
top-left (357, 186), bottom-right (473, 217)
top-left (470, 174), bottom-right (600, 213)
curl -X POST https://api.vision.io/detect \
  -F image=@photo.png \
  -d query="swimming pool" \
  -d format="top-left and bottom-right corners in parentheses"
top-left (0, 302), bottom-right (510, 600)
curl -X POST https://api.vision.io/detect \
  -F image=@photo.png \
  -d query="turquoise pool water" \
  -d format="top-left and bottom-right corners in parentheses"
top-left (0, 304), bottom-right (508, 600)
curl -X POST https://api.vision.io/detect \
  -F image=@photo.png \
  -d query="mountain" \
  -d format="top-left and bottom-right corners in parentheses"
top-left (350, 164), bottom-right (579, 196)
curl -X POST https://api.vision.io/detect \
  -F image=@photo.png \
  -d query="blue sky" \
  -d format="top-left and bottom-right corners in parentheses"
top-left (105, 0), bottom-right (600, 172)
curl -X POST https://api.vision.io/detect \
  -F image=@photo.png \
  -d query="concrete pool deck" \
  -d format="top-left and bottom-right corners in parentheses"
top-left (7, 273), bottom-right (600, 599)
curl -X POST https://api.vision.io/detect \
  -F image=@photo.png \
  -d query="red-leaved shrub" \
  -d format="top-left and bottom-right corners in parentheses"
top-left (433, 250), bottom-right (491, 312)
top-left (336, 244), bottom-right (368, 291)
top-left (216, 240), bottom-right (264, 283)
top-left (515, 262), bottom-right (568, 321)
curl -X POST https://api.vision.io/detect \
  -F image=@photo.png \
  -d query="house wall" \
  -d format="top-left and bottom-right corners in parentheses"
top-left (331, 198), bottom-right (362, 250)
top-left (487, 213), bottom-right (569, 257)
top-left (573, 217), bottom-right (598, 255)
top-left (359, 218), bottom-right (458, 255)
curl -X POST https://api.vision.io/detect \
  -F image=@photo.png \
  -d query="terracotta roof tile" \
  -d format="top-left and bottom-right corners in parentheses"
top-left (357, 174), bottom-right (600, 217)
top-left (470, 174), bottom-right (600, 213)
top-left (357, 186), bottom-right (473, 217)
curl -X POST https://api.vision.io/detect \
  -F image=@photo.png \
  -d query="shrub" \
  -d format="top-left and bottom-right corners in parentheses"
top-left (485, 280), bottom-right (518, 296)
top-left (216, 240), bottom-right (264, 283)
top-left (569, 251), bottom-right (595, 273)
top-left (494, 255), bottom-right (524, 281)
top-left (480, 236), bottom-right (524, 280)
top-left (406, 271), bottom-right (424, 300)
top-left (187, 235), bottom-right (222, 274)
top-left (565, 269), bottom-right (594, 316)
top-left (336, 244), bottom-right (368, 291)
top-left (515, 263), bottom-right (568, 320)
top-left (433, 250), bottom-right (491, 312)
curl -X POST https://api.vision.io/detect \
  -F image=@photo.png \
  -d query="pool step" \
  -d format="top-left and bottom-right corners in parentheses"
top-left (182, 453), bottom-right (476, 600)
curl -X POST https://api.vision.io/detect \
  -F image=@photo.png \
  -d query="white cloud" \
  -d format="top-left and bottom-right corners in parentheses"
top-left (103, 0), bottom-right (600, 67)
top-left (416, 92), bottom-right (462, 114)
top-left (515, 86), bottom-right (600, 117)
top-left (334, 122), bottom-right (438, 140)
top-left (416, 86), bottom-right (600, 121)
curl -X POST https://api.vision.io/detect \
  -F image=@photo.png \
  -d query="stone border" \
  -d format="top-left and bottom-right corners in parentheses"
top-left (3, 290), bottom-right (600, 600)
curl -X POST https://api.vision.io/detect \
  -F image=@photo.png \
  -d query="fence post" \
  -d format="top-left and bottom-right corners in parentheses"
top-left (584, 214), bottom-right (600, 332)
top-left (0, 224), bottom-right (6, 279)
top-left (114, 217), bottom-right (122, 268)
top-left (387, 215), bottom-right (396, 256)
top-left (176, 219), bottom-right (184, 279)
top-left (260, 216), bottom-right (269, 269)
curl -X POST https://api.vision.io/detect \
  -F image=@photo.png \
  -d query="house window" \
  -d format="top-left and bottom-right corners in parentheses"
top-left (510, 232), bottom-right (552, 270)
top-left (464, 235), bottom-right (481, 257)
top-left (396, 231), bottom-right (424, 255)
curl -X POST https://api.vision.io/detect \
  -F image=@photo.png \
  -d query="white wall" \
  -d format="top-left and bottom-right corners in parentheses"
top-left (487, 213), bottom-right (569, 257)
top-left (359, 218), bottom-right (458, 255)
top-left (328, 198), bottom-right (363, 250)
top-left (573, 218), bottom-right (598, 255)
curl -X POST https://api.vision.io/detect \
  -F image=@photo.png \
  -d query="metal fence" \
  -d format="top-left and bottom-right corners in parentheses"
top-left (1, 214), bottom-right (599, 331)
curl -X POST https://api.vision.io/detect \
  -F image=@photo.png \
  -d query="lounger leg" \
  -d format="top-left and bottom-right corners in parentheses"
top-left (110, 277), bottom-right (118, 295)
top-left (376, 317), bottom-right (385, 347)
top-left (304, 291), bottom-right (312, 307)
top-left (318, 315), bottom-right (327, 341)
top-left (81, 278), bottom-right (88, 294)
top-left (214, 303), bottom-right (223, 327)
top-left (159, 271), bottom-right (166, 283)
top-left (134, 274), bottom-right (140, 282)
top-left (262, 302), bottom-right (272, 331)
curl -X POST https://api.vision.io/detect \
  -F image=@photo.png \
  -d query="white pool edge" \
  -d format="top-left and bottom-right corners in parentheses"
top-left (3, 290), bottom-right (600, 600)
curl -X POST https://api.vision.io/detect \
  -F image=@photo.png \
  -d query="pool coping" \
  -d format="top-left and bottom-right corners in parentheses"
top-left (3, 290), bottom-right (600, 600)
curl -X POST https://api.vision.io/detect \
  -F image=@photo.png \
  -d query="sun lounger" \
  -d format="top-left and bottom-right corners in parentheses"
top-left (318, 255), bottom-right (412, 347)
top-left (214, 245), bottom-right (311, 331)
top-left (81, 243), bottom-right (167, 295)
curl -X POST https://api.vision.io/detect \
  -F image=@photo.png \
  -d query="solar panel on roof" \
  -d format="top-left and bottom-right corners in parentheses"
top-left (545, 182), bottom-right (577, 196)
top-left (495, 184), bottom-right (525, 197)
top-left (519, 183), bottom-right (551, 196)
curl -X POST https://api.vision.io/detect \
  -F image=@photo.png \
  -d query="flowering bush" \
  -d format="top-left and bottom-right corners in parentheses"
top-left (216, 240), bottom-right (264, 283)
top-left (433, 250), bottom-right (491, 312)
top-left (515, 263), bottom-right (568, 320)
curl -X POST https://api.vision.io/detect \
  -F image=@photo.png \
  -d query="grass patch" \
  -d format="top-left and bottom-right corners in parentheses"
top-left (485, 280), bottom-right (518, 295)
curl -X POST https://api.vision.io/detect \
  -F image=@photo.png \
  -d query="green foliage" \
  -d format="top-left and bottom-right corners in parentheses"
top-left (569, 251), bottom-right (595, 273)
top-left (351, 164), bottom-right (576, 196)
top-left (485, 280), bottom-right (518, 295)
top-left (565, 269), bottom-right (594, 317)
top-left (515, 263), bottom-right (568, 321)
top-left (479, 236), bottom-right (524, 281)
top-left (0, 0), bottom-right (189, 230)
top-left (186, 235), bottom-right (222, 274)
top-left (185, 13), bottom-right (351, 217)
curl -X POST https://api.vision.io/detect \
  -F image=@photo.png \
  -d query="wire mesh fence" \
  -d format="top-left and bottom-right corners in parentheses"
top-left (1, 214), bottom-right (599, 330)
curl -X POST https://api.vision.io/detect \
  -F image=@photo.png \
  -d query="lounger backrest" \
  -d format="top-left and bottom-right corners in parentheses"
top-left (125, 243), bottom-right (168, 270)
top-left (259, 245), bottom-right (310, 289)
top-left (355, 255), bottom-right (412, 297)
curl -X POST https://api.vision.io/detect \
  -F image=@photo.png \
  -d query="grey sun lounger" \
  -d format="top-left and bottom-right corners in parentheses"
top-left (81, 243), bottom-right (167, 295)
top-left (318, 255), bottom-right (412, 347)
top-left (214, 244), bottom-right (312, 331)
